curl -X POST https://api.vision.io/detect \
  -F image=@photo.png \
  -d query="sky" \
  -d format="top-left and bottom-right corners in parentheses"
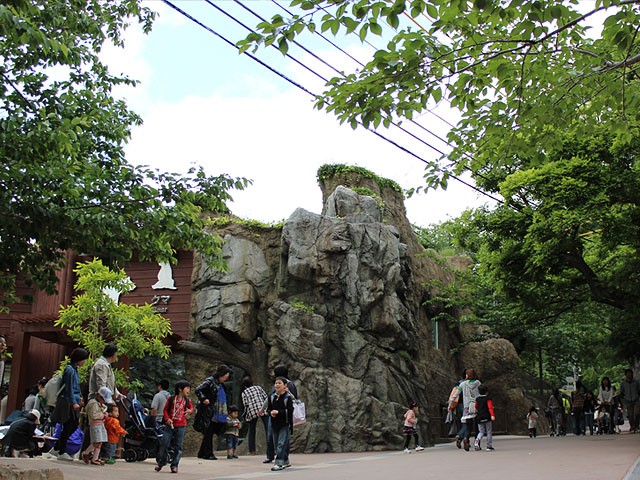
top-left (103, 1), bottom-right (494, 227)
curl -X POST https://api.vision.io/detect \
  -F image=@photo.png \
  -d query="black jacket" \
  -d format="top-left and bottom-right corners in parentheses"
top-left (267, 392), bottom-right (294, 431)
top-left (5, 416), bottom-right (37, 451)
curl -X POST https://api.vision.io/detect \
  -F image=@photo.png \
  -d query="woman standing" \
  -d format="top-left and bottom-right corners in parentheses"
top-left (51, 347), bottom-right (89, 460)
top-left (195, 365), bottom-right (231, 460)
top-left (240, 375), bottom-right (268, 455)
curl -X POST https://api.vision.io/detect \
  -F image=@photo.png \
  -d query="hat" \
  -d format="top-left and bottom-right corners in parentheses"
top-left (98, 386), bottom-right (115, 404)
top-left (29, 409), bottom-right (41, 424)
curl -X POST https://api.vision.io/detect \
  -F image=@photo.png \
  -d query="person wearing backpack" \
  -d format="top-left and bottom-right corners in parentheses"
top-left (266, 377), bottom-right (294, 471)
top-left (264, 364), bottom-right (297, 465)
top-left (154, 380), bottom-right (194, 474)
top-left (50, 347), bottom-right (89, 461)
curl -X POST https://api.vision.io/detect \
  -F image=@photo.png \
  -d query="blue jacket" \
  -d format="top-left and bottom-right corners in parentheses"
top-left (62, 363), bottom-right (82, 405)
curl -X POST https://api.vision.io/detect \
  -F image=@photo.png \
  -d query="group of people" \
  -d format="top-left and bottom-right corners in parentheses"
top-left (3, 347), bottom-right (302, 476)
top-left (445, 368), bottom-right (496, 452)
top-left (546, 370), bottom-right (640, 437)
top-left (190, 364), bottom-right (298, 473)
top-left (3, 344), bottom-right (126, 463)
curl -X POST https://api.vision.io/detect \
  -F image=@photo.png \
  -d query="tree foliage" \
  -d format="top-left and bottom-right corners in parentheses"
top-left (55, 259), bottom-right (172, 389)
top-left (242, 1), bottom-right (640, 365)
top-left (1, 0), bottom-right (250, 306)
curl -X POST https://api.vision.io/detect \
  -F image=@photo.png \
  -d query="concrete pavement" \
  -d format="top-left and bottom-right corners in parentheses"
top-left (1, 432), bottom-right (639, 480)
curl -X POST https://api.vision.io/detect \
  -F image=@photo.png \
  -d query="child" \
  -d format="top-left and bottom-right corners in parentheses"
top-left (474, 384), bottom-right (495, 451)
top-left (102, 405), bottom-right (127, 464)
top-left (225, 405), bottom-right (241, 459)
top-left (82, 386), bottom-right (112, 465)
top-left (527, 406), bottom-right (538, 438)
top-left (266, 377), bottom-right (294, 471)
top-left (155, 380), bottom-right (194, 474)
top-left (402, 401), bottom-right (425, 453)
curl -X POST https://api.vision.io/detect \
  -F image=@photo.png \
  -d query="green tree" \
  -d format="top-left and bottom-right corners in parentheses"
top-left (55, 259), bottom-right (172, 389)
top-left (241, 1), bottom-right (640, 362)
top-left (1, 0), bottom-right (250, 307)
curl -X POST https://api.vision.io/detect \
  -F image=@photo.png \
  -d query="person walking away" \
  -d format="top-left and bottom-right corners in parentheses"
top-left (51, 347), bottom-right (89, 461)
top-left (195, 365), bottom-right (231, 460)
top-left (449, 368), bottom-right (481, 451)
top-left (264, 364), bottom-right (298, 465)
top-left (527, 406), bottom-right (538, 438)
top-left (267, 377), bottom-right (294, 471)
top-left (81, 387), bottom-right (112, 465)
top-left (620, 369), bottom-right (640, 432)
top-left (150, 379), bottom-right (171, 428)
top-left (583, 391), bottom-right (595, 435)
top-left (225, 405), bottom-right (241, 459)
top-left (402, 401), bottom-right (425, 453)
top-left (155, 380), bottom-right (194, 474)
top-left (571, 381), bottom-right (587, 435)
top-left (547, 389), bottom-right (563, 436)
top-left (102, 404), bottom-right (127, 464)
top-left (474, 384), bottom-right (495, 451)
top-left (240, 375), bottom-right (268, 456)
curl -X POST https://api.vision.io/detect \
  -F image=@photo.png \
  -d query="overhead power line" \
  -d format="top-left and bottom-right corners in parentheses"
top-left (160, 0), bottom-right (504, 206)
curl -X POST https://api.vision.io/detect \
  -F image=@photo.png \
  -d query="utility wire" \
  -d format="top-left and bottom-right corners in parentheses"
top-left (217, 1), bottom-right (454, 156)
top-left (161, 0), bottom-right (504, 205)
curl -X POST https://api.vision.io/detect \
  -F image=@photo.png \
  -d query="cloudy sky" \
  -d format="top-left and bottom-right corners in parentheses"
top-left (104, 1), bottom-right (494, 227)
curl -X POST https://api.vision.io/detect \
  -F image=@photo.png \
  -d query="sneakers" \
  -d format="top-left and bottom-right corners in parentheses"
top-left (474, 440), bottom-right (481, 451)
top-left (403, 448), bottom-right (411, 453)
top-left (104, 458), bottom-right (116, 465)
top-left (154, 465), bottom-right (162, 472)
top-left (57, 453), bottom-right (74, 461)
top-left (271, 465), bottom-right (286, 471)
top-left (263, 458), bottom-right (274, 464)
top-left (455, 438), bottom-right (462, 449)
top-left (463, 438), bottom-right (470, 451)
top-left (283, 463), bottom-right (291, 468)
top-left (486, 446), bottom-right (495, 451)
top-left (171, 466), bottom-right (178, 473)
top-left (44, 450), bottom-right (59, 459)
top-left (227, 455), bottom-right (233, 459)
top-left (415, 446), bottom-right (425, 452)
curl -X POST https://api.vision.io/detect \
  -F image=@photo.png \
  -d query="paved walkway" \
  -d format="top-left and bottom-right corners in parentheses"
top-left (1, 433), bottom-right (639, 480)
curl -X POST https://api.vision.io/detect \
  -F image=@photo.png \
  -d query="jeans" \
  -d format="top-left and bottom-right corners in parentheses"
top-left (157, 425), bottom-right (185, 468)
top-left (458, 418), bottom-right (475, 440)
top-left (247, 415), bottom-right (269, 453)
top-left (225, 434), bottom-right (239, 450)
top-left (584, 412), bottom-right (594, 434)
top-left (573, 409), bottom-right (585, 435)
top-left (271, 425), bottom-right (290, 467)
top-left (476, 421), bottom-right (493, 448)
top-left (101, 442), bottom-right (117, 458)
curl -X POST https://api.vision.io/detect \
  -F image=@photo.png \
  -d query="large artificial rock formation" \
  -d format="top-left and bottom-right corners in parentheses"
top-left (177, 169), bottom-right (531, 453)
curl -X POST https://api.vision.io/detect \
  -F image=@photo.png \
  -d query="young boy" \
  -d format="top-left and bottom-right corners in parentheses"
top-left (103, 405), bottom-right (127, 464)
top-left (155, 380), bottom-right (194, 474)
top-left (225, 405), bottom-right (241, 459)
top-left (266, 377), bottom-right (294, 471)
top-left (474, 384), bottom-right (495, 451)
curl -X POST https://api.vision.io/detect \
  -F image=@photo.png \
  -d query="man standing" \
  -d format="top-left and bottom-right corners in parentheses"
top-left (88, 344), bottom-right (122, 401)
top-left (620, 369), bottom-right (640, 432)
top-left (150, 379), bottom-right (171, 426)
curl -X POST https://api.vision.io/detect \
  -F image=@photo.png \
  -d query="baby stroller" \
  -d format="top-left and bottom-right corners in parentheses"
top-left (118, 396), bottom-right (173, 463)
top-left (595, 407), bottom-right (610, 434)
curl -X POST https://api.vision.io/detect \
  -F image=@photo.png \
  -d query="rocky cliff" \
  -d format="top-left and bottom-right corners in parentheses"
top-left (172, 166), bottom-right (530, 453)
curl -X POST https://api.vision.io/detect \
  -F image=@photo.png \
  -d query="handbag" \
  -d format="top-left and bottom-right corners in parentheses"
top-left (292, 398), bottom-right (306, 426)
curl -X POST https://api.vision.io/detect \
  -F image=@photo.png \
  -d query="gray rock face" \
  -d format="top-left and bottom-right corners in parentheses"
top-left (181, 178), bottom-right (530, 453)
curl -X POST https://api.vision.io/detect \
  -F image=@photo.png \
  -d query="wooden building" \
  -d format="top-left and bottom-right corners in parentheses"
top-left (0, 250), bottom-right (194, 413)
